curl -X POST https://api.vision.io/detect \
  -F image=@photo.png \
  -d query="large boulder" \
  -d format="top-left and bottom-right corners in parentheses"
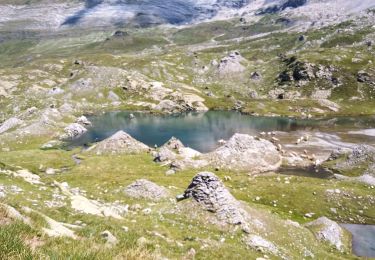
top-left (206, 134), bottom-right (281, 172)
top-left (305, 217), bottom-right (349, 252)
top-left (60, 123), bottom-right (87, 140)
top-left (124, 179), bottom-right (169, 201)
top-left (88, 131), bottom-right (149, 155)
top-left (178, 172), bottom-right (247, 225)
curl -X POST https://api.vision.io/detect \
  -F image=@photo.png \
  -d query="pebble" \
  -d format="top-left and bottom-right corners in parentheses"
top-left (142, 208), bottom-right (152, 215)
top-left (122, 226), bottom-right (129, 232)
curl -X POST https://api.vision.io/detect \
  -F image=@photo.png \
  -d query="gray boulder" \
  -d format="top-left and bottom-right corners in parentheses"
top-left (207, 134), bottom-right (281, 172)
top-left (124, 179), bottom-right (169, 201)
top-left (101, 230), bottom-right (118, 247)
top-left (88, 131), bottom-right (149, 155)
top-left (305, 217), bottom-right (349, 252)
top-left (154, 146), bottom-right (177, 162)
top-left (178, 172), bottom-right (247, 225)
top-left (60, 123), bottom-right (87, 140)
top-left (76, 116), bottom-right (92, 126)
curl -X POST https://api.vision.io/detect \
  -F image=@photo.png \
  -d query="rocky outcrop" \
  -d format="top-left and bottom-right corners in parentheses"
top-left (153, 137), bottom-right (208, 170)
top-left (76, 116), bottom-right (91, 126)
top-left (55, 182), bottom-right (128, 219)
top-left (357, 70), bottom-right (375, 84)
top-left (305, 217), bottom-right (349, 252)
top-left (0, 169), bottom-right (42, 185)
top-left (60, 123), bottom-right (87, 141)
top-left (0, 117), bottom-right (23, 134)
top-left (88, 131), bottom-right (149, 155)
top-left (328, 145), bottom-right (375, 171)
top-left (278, 57), bottom-right (337, 86)
top-left (327, 145), bottom-right (375, 185)
top-left (206, 134), bottom-right (282, 172)
top-left (217, 51), bottom-right (246, 76)
top-left (177, 172), bottom-right (247, 225)
top-left (124, 179), bottom-right (169, 201)
top-left (0, 203), bottom-right (31, 225)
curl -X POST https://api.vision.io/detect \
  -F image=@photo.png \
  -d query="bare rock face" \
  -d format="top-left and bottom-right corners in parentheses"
top-left (178, 172), bottom-right (247, 225)
top-left (305, 217), bottom-right (349, 252)
top-left (207, 134), bottom-right (281, 172)
top-left (0, 117), bottom-right (23, 134)
top-left (88, 131), bottom-right (149, 155)
top-left (124, 179), bottom-right (169, 201)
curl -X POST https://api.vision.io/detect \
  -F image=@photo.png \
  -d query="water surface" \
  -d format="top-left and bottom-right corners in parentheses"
top-left (341, 224), bottom-right (375, 257)
top-left (73, 111), bottom-right (375, 153)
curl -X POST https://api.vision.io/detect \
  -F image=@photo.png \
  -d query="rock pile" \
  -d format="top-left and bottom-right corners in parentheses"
top-left (207, 133), bottom-right (281, 172)
top-left (88, 131), bottom-right (149, 155)
top-left (177, 172), bottom-right (247, 225)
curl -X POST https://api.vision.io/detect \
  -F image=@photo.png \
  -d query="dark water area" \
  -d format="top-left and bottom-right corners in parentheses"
top-left (341, 224), bottom-right (375, 257)
top-left (71, 111), bottom-right (375, 153)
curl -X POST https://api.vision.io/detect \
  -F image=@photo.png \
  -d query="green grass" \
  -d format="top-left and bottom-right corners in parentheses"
top-left (0, 139), bottom-right (372, 259)
top-left (0, 222), bottom-right (36, 260)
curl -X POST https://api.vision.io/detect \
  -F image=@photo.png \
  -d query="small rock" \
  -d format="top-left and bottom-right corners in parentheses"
top-left (101, 230), bottom-right (118, 247)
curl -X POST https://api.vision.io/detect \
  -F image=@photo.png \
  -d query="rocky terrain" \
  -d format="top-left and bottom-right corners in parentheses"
top-left (0, 0), bottom-right (375, 259)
